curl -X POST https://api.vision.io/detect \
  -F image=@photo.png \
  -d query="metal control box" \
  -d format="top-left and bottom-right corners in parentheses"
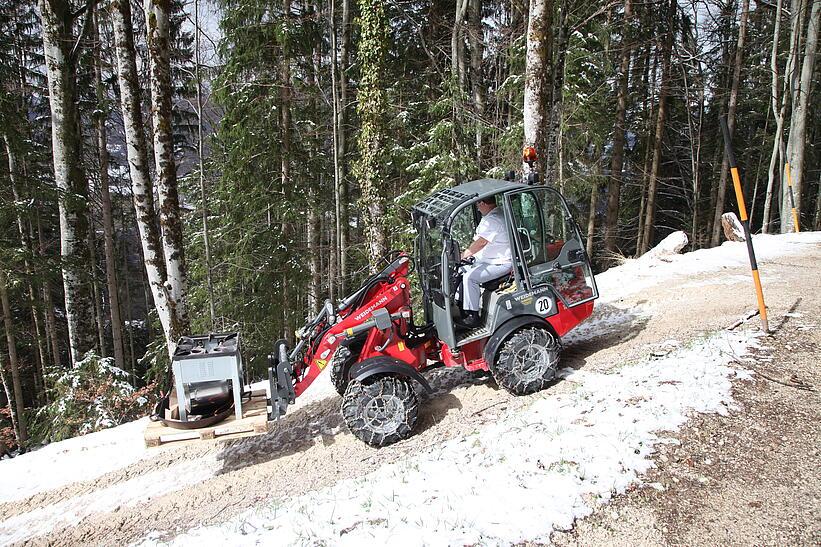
top-left (172, 332), bottom-right (244, 421)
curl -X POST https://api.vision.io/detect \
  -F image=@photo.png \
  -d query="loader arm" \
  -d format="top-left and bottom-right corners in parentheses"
top-left (268, 255), bottom-right (427, 421)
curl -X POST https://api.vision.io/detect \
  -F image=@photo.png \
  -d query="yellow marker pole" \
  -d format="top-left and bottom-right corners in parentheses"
top-left (784, 162), bottom-right (801, 233)
top-left (720, 116), bottom-right (769, 333)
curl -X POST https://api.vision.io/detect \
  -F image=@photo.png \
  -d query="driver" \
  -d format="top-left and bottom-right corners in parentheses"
top-left (459, 195), bottom-right (512, 328)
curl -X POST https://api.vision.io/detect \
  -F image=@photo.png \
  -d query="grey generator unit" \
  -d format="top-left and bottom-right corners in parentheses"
top-left (172, 332), bottom-right (245, 421)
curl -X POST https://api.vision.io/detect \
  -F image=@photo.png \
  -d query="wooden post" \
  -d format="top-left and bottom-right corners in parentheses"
top-left (720, 116), bottom-right (769, 333)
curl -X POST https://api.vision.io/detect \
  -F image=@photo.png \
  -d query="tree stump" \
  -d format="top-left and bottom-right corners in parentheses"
top-left (721, 212), bottom-right (746, 242)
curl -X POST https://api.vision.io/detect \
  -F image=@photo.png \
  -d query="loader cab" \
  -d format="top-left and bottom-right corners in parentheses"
top-left (412, 179), bottom-right (598, 348)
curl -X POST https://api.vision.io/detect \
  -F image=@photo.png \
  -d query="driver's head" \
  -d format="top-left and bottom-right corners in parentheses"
top-left (477, 196), bottom-right (497, 215)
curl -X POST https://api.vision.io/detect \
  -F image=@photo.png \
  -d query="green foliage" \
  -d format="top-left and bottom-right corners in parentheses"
top-left (30, 352), bottom-right (154, 443)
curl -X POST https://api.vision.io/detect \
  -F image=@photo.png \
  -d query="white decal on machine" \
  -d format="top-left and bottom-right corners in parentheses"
top-left (535, 296), bottom-right (552, 316)
top-left (354, 295), bottom-right (390, 321)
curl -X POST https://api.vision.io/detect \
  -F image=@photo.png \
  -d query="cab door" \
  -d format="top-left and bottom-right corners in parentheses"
top-left (503, 187), bottom-right (598, 307)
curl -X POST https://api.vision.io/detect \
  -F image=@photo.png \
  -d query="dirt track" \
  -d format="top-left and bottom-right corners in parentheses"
top-left (4, 239), bottom-right (820, 546)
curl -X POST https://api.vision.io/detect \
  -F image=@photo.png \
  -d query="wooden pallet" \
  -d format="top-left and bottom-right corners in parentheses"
top-left (144, 389), bottom-right (270, 447)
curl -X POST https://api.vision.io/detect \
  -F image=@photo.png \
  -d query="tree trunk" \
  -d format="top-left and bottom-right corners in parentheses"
top-left (545, 0), bottom-right (569, 185)
top-left (586, 148), bottom-right (601, 259)
top-left (36, 210), bottom-right (61, 369)
top-left (145, 0), bottom-right (189, 339)
top-left (763, 0), bottom-right (803, 232)
top-left (87, 221), bottom-right (107, 356)
top-left (0, 271), bottom-right (27, 446)
top-left (604, 0), bottom-right (633, 253)
top-left (469, 0), bottom-right (485, 169)
top-left (710, 0), bottom-right (750, 246)
top-left (194, 0), bottom-right (216, 328)
top-left (4, 136), bottom-right (46, 401)
top-left (94, 9), bottom-right (126, 371)
top-left (121, 231), bottom-right (137, 383)
top-left (39, 0), bottom-right (96, 365)
top-left (356, 0), bottom-right (390, 269)
top-left (307, 189), bottom-right (321, 313)
top-left (636, 45), bottom-right (658, 252)
top-left (330, 0), bottom-right (343, 299)
top-left (783, 0), bottom-right (820, 231)
top-left (522, 0), bottom-right (553, 177)
top-left (338, 0), bottom-right (350, 294)
top-left (639, 0), bottom-right (675, 255)
top-left (110, 0), bottom-right (176, 356)
top-left (814, 171), bottom-right (821, 229)
top-left (452, 0), bottom-right (469, 90)
top-left (0, 351), bottom-right (21, 449)
top-left (280, 0), bottom-right (292, 209)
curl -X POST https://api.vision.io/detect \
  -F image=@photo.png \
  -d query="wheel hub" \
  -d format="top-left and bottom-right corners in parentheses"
top-left (362, 394), bottom-right (404, 435)
top-left (513, 340), bottom-right (558, 382)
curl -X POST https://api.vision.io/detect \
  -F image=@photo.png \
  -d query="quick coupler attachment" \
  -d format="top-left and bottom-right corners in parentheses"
top-left (267, 340), bottom-right (296, 421)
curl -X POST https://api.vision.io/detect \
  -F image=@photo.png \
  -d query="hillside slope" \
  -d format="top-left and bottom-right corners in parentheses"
top-left (1, 232), bottom-right (819, 545)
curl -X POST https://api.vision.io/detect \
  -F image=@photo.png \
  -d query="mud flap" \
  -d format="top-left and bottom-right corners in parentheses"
top-left (267, 339), bottom-right (296, 420)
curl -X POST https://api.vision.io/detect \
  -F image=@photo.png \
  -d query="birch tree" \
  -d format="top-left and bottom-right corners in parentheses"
top-left (38, 0), bottom-right (96, 364)
top-left (763, 0), bottom-right (803, 232)
top-left (522, 0), bottom-right (553, 176)
top-left (452, 0), bottom-right (469, 90)
top-left (145, 0), bottom-right (189, 339)
top-left (469, 0), bottom-right (485, 167)
top-left (110, 0), bottom-right (177, 355)
top-left (782, 0), bottom-right (820, 231)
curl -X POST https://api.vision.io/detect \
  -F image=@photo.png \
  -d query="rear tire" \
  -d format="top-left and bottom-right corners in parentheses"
top-left (492, 326), bottom-right (561, 395)
top-left (341, 375), bottom-right (419, 447)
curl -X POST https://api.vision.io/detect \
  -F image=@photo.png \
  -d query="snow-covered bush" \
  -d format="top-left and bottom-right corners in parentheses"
top-left (31, 352), bottom-right (154, 443)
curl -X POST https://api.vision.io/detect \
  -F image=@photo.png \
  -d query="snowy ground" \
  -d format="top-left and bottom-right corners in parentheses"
top-left (138, 331), bottom-right (759, 546)
top-left (0, 418), bottom-right (152, 504)
top-left (1, 231), bottom-right (819, 545)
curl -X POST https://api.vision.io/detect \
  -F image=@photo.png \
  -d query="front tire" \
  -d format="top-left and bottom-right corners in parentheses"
top-left (329, 345), bottom-right (353, 395)
top-left (492, 326), bottom-right (561, 395)
top-left (341, 375), bottom-right (419, 447)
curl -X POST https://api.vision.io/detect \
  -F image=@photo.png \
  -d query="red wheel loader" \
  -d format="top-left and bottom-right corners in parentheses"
top-left (267, 175), bottom-right (598, 447)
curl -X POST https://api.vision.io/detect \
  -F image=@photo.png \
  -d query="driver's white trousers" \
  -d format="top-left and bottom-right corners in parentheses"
top-left (462, 262), bottom-right (512, 312)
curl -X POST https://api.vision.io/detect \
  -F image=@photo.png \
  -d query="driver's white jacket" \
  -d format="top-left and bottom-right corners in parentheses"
top-left (473, 208), bottom-right (512, 265)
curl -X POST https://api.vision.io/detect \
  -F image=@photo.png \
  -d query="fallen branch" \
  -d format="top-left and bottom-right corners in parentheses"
top-left (727, 309), bottom-right (760, 330)
top-left (471, 400), bottom-right (507, 417)
top-left (751, 369), bottom-right (816, 392)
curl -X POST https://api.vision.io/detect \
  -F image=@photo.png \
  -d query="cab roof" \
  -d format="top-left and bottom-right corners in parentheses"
top-left (412, 178), bottom-right (529, 221)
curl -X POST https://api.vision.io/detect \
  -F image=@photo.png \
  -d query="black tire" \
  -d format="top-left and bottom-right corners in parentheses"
top-left (492, 326), bottom-right (561, 395)
top-left (341, 375), bottom-right (419, 447)
top-left (329, 345), bottom-right (354, 395)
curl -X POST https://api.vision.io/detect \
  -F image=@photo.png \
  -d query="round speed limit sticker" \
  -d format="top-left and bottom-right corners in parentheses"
top-left (535, 296), bottom-right (552, 316)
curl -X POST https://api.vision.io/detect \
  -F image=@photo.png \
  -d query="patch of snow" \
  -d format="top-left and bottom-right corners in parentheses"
top-left (596, 232), bottom-right (821, 304)
top-left (140, 330), bottom-right (759, 546)
top-left (0, 418), bottom-right (152, 504)
top-left (639, 230), bottom-right (689, 260)
top-left (0, 455), bottom-right (220, 544)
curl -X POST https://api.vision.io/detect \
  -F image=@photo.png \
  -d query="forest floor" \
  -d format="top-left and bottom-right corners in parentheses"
top-left (0, 232), bottom-right (819, 546)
